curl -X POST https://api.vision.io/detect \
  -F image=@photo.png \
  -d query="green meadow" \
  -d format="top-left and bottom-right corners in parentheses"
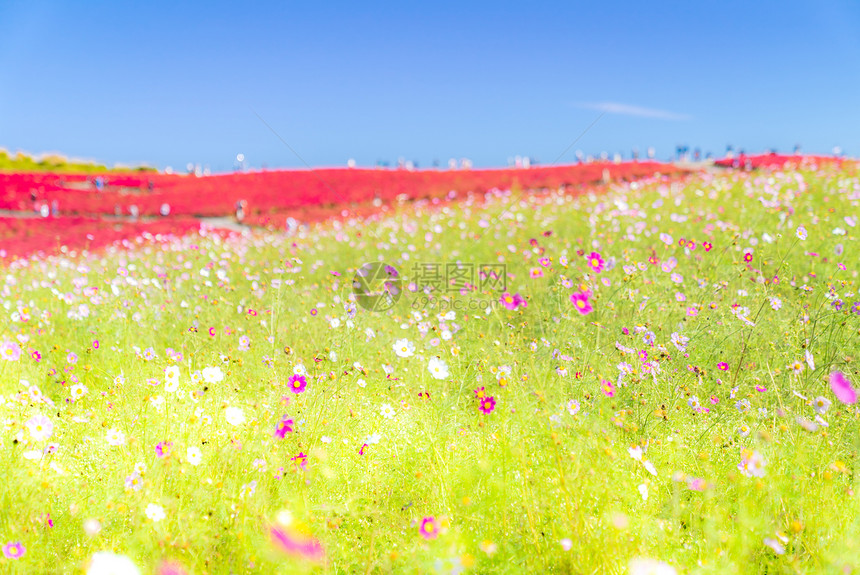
top-left (1, 163), bottom-right (859, 574)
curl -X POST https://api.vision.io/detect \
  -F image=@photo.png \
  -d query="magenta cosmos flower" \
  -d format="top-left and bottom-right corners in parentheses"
top-left (2, 541), bottom-right (25, 559)
top-left (570, 292), bottom-right (593, 315)
top-left (155, 441), bottom-right (174, 458)
top-left (499, 292), bottom-right (527, 311)
top-left (419, 516), bottom-right (439, 540)
top-left (479, 396), bottom-right (496, 414)
top-left (602, 379), bottom-right (615, 397)
top-left (587, 252), bottom-right (605, 273)
top-left (274, 415), bottom-right (295, 439)
top-left (830, 371), bottom-right (857, 404)
top-left (0, 341), bottom-right (22, 361)
top-left (270, 524), bottom-right (325, 563)
top-left (288, 374), bottom-right (307, 394)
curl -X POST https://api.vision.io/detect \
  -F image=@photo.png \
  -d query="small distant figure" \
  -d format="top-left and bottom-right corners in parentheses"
top-left (114, 204), bottom-right (122, 217)
top-left (129, 205), bottom-right (139, 220)
top-left (235, 200), bottom-right (247, 223)
top-left (40, 204), bottom-right (50, 218)
top-left (160, 203), bottom-right (171, 217)
top-left (51, 200), bottom-right (59, 217)
top-left (147, 179), bottom-right (155, 192)
top-left (94, 176), bottom-right (105, 192)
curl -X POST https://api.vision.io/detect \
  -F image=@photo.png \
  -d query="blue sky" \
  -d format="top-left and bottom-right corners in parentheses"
top-left (1, 0), bottom-right (858, 171)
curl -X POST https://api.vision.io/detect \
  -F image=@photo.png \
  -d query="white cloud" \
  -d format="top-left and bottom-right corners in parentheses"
top-left (575, 101), bottom-right (691, 121)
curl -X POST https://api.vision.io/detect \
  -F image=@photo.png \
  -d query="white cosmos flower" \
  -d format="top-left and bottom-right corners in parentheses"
top-left (26, 414), bottom-right (53, 441)
top-left (428, 357), bottom-right (449, 380)
top-left (393, 339), bottom-right (415, 358)
top-left (225, 406), bottom-right (246, 426)
top-left (202, 366), bottom-right (224, 383)
top-left (164, 366), bottom-right (180, 390)
top-left (186, 446), bottom-right (202, 466)
top-left (629, 557), bottom-right (677, 575)
top-left (106, 428), bottom-right (126, 446)
top-left (144, 503), bottom-right (165, 522)
top-left (380, 403), bottom-right (395, 419)
top-left (86, 551), bottom-right (142, 575)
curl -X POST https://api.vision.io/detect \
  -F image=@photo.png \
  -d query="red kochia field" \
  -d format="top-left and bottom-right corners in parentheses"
top-left (0, 161), bottom-right (685, 259)
top-left (0, 161), bottom-right (678, 217)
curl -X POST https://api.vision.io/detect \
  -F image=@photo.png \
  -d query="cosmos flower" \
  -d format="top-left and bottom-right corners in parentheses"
top-left (570, 292), bottom-right (593, 315)
top-left (26, 414), bottom-right (54, 441)
top-left (106, 428), bottom-right (126, 446)
top-left (419, 516), bottom-right (439, 540)
top-left (145, 503), bottom-right (166, 522)
top-left (499, 292), bottom-right (527, 310)
top-left (288, 374), bottom-right (308, 394)
top-left (587, 252), bottom-right (605, 273)
top-left (274, 416), bottom-right (295, 438)
top-left (479, 396), bottom-right (496, 414)
top-left (796, 226), bottom-right (808, 240)
top-left (158, 560), bottom-right (189, 575)
top-left (428, 357), bottom-right (449, 380)
top-left (202, 366), bottom-right (224, 383)
top-left (393, 339), bottom-right (415, 358)
top-left (186, 447), bottom-right (202, 466)
top-left (270, 514), bottom-right (325, 563)
top-left (628, 558), bottom-right (677, 575)
top-left (830, 371), bottom-right (857, 404)
top-left (224, 406), bottom-right (246, 426)
top-left (738, 449), bottom-right (766, 478)
top-left (602, 379), bottom-right (615, 397)
top-left (0, 341), bottom-right (22, 361)
top-left (2, 541), bottom-right (25, 559)
top-left (155, 441), bottom-right (174, 458)
top-left (86, 552), bottom-right (142, 575)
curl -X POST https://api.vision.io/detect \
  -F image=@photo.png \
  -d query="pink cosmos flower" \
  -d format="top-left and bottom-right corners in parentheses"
top-left (587, 252), bottom-right (605, 273)
top-left (479, 396), bottom-right (496, 414)
top-left (274, 416), bottom-right (295, 439)
top-left (0, 341), bottom-right (22, 361)
top-left (419, 516), bottom-right (439, 540)
top-left (602, 379), bottom-right (615, 397)
top-left (155, 441), bottom-right (174, 458)
top-left (830, 371), bottom-right (857, 404)
top-left (499, 292), bottom-right (527, 310)
top-left (2, 541), bottom-right (25, 559)
top-left (570, 292), bottom-right (593, 315)
top-left (270, 524), bottom-right (325, 563)
top-left (288, 374), bottom-right (308, 394)
top-left (159, 561), bottom-right (189, 575)
top-left (26, 414), bottom-right (53, 442)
